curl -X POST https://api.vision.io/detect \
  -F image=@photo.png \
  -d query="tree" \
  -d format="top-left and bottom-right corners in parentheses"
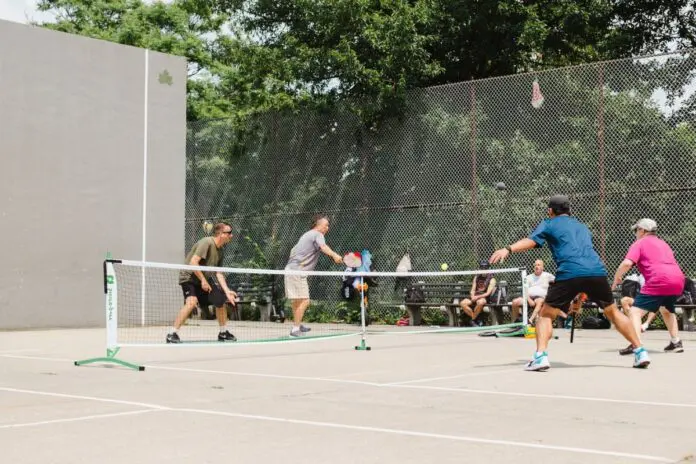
top-left (37, 0), bottom-right (696, 123)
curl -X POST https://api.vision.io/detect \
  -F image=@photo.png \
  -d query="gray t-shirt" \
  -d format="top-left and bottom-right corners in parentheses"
top-left (285, 230), bottom-right (326, 271)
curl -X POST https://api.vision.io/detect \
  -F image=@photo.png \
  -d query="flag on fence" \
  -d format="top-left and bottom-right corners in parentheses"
top-left (531, 79), bottom-right (545, 109)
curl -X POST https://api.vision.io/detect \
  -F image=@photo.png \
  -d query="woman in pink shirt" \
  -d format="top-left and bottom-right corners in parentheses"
top-left (612, 218), bottom-right (685, 353)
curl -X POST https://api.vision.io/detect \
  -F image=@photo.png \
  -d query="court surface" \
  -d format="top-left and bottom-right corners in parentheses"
top-left (0, 326), bottom-right (694, 464)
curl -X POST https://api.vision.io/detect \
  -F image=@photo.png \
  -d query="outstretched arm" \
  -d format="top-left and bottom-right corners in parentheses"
top-left (490, 238), bottom-right (538, 264)
top-left (320, 244), bottom-right (344, 264)
top-left (612, 259), bottom-right (634, 289)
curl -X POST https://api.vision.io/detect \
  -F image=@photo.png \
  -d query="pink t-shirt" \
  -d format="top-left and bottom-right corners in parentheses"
top-left (625, 235), bottom-right (684, 296)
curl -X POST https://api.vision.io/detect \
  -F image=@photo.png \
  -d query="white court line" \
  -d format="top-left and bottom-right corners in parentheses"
top-left (390, 384), bottom-right (696, 409)
top-left (0, 385), bottom-right (674, 462)
top-left (0, 409), bottom-right (157, 430)
top-left (176, 408), bottom-right (672, 463)
top-left (384, 368), bottom-right (521, 385)
top-left (0, 349), bottom-right (39, 355)
top-left (0, 354), bottom-right (71, 362)
top-left (0, 387), bottom-right (170, 410)
top-left (146, 365), bottom-right (381, 387)
top-left (4, 354), bottom-right (696, 410)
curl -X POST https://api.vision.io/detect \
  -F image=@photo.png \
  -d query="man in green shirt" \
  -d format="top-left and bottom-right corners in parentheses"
top-left (167, 222), bottom-right (238, 343)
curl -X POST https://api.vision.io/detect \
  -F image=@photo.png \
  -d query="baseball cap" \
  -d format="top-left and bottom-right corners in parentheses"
top-left (478, 260), bottom-right (490, 269)
top-left (631, 218), bottom-right (657, 232)
top-left (548, 194), bottom-right (570, 211)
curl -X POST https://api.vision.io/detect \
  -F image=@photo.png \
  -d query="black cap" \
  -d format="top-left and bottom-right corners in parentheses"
top-left (479, 260), bottom-right (490, 269)
top-left (548, 194), bottom-right (570, 213)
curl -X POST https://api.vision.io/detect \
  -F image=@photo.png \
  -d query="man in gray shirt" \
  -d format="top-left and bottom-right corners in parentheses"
top-left (285, 215), bottom-right (343, 337)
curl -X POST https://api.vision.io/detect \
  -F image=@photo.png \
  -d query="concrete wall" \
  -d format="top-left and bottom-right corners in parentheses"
top-left (0, 19), bottom-right (186, 329)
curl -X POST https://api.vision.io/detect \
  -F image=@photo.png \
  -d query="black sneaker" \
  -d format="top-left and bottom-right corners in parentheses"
top-left (619, 344), bottom-right (634, 356)
top-left (166, 332), bottom-right (181, 344)
top-left (218, 330), bottom-right (237, 342)
top-left (664, 340), bottom-right (684, 353)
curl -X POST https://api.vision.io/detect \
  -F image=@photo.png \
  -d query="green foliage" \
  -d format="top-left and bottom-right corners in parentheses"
top-left (301, 301), bottom-right (348, 324)
top-left (238, 304), bottom-right (261, 321)
top-left (421, 309), bottom-right (448, 327)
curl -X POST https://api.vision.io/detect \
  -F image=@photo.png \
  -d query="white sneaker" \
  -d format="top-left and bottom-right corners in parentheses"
top-left (633, 347), bottom-right (651, 368)
top-left (289, 328), bottom-right (302, 337)
top-left (525, 352), bottom-right (550, 371)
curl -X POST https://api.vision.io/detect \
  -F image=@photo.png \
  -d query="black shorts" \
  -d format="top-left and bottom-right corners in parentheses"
top-left (545, 277), bottom-right (614, 312)
top-left (181, 280), bottom-right (227, 308)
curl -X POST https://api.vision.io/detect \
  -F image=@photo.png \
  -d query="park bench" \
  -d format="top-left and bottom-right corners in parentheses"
top-left (400, 278), bottom-right (525, 327)
top-left (197, 280), bottom-right (286, 323)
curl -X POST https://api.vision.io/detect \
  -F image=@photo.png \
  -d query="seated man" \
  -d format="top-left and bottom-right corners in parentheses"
top-left (511, 259), bottom-right (555, 324)
top-left (459, 261), bottom-right (497, 326)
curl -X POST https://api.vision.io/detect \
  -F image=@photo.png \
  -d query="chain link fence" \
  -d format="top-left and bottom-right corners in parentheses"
top-left (185, 49), bottom-right (696, 328)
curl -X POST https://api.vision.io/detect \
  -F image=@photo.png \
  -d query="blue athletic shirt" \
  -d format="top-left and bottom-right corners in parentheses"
top-left (528, 215), bottom-right (607, 281)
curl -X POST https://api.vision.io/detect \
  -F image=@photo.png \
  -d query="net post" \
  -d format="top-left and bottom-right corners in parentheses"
top-left (354, 277), bottom-right (371, 351)
top-left (74, 253), bottom-right (145, 371)
top-left (521, 268), bottom-right (530, 334)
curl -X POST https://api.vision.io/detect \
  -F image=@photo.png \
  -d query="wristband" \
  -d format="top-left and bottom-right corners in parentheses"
top-left (505, 246), bottom-right (512, 253)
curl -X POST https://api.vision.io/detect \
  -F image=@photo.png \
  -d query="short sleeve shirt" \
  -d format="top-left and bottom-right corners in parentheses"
top-left (529, 216), bottom-right (607, 281)
top-left (285, 230), bottom-right (326, 271)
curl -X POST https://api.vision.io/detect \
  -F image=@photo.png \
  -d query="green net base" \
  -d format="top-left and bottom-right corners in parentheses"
top-left (74, 347), bottom-right (144, 371)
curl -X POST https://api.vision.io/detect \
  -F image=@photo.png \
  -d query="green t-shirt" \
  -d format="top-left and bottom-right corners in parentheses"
top-left (179, 237), bottom-right (225, 284)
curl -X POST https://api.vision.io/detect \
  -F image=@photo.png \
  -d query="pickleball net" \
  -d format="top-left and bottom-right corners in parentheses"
top-left (75, 259), bottom-right (529, 370)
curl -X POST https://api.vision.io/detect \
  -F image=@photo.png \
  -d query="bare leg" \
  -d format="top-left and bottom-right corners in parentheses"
top-left (292, 298), bottom-right (311, 326)
top-left (530, 298), bottom-right (544, 323)
top-left (627, 306), bottom-right (646, 346)
top-left (511, 297), bottom-right (522, 322)
top-left (215, 305), bottom-right (228, 329)
top-left (642, 311), bottom-right (657, 331)
top-left (603, 304), bottom-right (642, 347)
top-left (659, 308), bottom-right (679, 340)
top-left (459, 300), bottom-right (474, 319)
top-left (173, 297), bottom-right (198, 330)
top-left (535, 304), bottom-right (561, 353)
top-left (472, 299), bottom-right (485, 320)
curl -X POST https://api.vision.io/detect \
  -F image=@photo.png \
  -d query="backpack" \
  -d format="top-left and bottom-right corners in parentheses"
top-left (621, 279), bottom-right (641, 299)
top-left (582, 314), bottom-right (611, 329)
top-left (405, 285), bottom-right (426, 304)
top-left (676, 277), bottom-right (696, 305)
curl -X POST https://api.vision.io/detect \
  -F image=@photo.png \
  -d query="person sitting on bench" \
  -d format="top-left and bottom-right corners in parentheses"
top-left (511, 259), bottom-right (555, 324)
top-left (459, 261), bottom-right (497, 326)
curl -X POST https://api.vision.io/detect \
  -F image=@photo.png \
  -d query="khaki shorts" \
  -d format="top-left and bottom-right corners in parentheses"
top-left (285, 274), bottom-right (310, 300)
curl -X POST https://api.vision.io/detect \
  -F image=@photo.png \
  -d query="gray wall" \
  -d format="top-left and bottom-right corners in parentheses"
top-left (0, 19), bottom-right (186, 329)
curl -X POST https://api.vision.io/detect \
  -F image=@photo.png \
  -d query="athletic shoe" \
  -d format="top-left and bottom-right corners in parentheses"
top-left (619, 344), bottom-right (634, 356)
top-left (166, 332), bottom-right (181, 344)
top-left (218, 330), bottom-right (237, 342)
top-left (633, 347), bottom-right (651, 368)
top-left (300, 325), bottom-right (311, 333)
top-left (290, 328), bottom-right (302, 337)
top-left (664, 340), bottom-right (684, 353)
top-left (524, 352), bottom-right (550, 372)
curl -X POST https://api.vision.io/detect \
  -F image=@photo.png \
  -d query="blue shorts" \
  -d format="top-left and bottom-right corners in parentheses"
top-left (632, 293), bottom-right (679, 313)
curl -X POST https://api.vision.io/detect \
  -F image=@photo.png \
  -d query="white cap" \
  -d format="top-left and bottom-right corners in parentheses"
top-left (631, 218), bottom-right (657, 232)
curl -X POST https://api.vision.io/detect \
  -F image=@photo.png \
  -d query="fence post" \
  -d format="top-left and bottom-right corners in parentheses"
top-left (597, 63), bottom-right (606, 261)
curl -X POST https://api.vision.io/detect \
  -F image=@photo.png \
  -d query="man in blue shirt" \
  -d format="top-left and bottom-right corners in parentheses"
top-left (489, 195), bottom-right (650, 371)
